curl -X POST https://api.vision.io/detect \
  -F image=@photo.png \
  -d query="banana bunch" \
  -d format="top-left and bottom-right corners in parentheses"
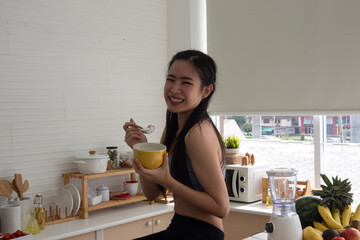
top-left (341, 205), bottom-right (351, 227)
top-left (313, 204), bottom-right (360, 234)
top-left (303, 226), bottom-right (323, 240)
top-left (353, 204), bottom-right (360, 221)
top-left (317, 205), bottom-right (344, 230)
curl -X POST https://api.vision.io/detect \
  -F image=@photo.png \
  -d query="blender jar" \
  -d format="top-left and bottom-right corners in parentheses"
top-left (266, 168), bottom-right (298, 217)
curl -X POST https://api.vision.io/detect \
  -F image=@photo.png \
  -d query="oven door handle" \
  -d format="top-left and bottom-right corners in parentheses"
top-left (232, 170), bottom-right (238, 198)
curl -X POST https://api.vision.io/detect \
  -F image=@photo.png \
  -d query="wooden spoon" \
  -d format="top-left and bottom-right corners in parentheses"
top-left (14, 173), bottom-right (27, 200)
top-left (12, 179), bottom-right (21, 199)
top-left (0, 179), bottom-right (13, 200)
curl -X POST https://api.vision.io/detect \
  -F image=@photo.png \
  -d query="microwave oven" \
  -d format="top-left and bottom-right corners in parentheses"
top-left (225, 164), bottom-right (268, 203)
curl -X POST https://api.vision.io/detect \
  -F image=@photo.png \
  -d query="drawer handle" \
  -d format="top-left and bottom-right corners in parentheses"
top-left (146, 220), bottom-right (153, 227)
top-left (155, 219), bottom-right (161, 225)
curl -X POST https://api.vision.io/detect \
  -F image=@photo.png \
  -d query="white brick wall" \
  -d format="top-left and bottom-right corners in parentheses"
top-left (0, 0), bottom-right (167, 207)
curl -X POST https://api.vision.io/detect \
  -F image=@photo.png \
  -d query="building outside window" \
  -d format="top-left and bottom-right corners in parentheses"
top-left (212, 114), bottom-right (360, 208)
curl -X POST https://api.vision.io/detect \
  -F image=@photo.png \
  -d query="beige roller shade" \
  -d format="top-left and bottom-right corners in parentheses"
top-left (207, 0), bottom-right (360, 115)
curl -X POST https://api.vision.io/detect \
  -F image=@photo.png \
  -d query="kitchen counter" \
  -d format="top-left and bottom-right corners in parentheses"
top-left (229, 201), bottom-right (272, 217)
top-left (244, 232), bottom-right (268, 240)
top-left (31, 201), bottom-right (174, 240)
top-left (30, 200), bottom-right (272, 240)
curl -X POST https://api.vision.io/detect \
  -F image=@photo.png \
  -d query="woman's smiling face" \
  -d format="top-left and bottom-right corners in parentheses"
top-left (164, 60), bottom-right (212, 118)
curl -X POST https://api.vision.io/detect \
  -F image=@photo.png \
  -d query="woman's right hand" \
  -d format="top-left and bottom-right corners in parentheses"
top-left (123, 118), bottom-right (147, 148)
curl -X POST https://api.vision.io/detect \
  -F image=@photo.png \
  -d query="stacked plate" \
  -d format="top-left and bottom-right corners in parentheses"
top-left (55, 184), bottom-right (81, 219)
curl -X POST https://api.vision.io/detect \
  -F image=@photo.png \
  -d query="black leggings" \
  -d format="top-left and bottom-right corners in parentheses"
top-left (134, 213), bottom-right (225, 240)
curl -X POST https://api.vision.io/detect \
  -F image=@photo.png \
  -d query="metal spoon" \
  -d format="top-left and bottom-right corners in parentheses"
top-left (134, 124), bottom-right (155, 134)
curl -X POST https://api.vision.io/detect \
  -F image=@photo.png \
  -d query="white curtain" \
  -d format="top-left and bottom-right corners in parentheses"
top-left (207, 0), bottom-right (360, 115)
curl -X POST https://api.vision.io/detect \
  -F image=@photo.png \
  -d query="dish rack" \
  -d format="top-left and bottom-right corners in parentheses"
top-left (62, 168), bottom-right (148, 219)
top-left (261, 177), bottom-right (312, 203)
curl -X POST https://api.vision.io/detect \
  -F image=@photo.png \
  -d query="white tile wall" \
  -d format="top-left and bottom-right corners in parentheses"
top-left (0, 0), bottom-right (168, 208)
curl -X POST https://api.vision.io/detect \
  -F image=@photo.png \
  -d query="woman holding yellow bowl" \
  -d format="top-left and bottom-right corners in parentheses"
top-left (123, 50), bottom-right (229, 240)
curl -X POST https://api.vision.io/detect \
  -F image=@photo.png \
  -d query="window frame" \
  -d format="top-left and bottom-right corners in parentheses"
top-left (212, 115), bottom-right (326, 189)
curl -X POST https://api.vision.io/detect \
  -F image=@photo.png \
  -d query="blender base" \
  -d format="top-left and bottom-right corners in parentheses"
top-left (267, 215), bottom-right (302, 240)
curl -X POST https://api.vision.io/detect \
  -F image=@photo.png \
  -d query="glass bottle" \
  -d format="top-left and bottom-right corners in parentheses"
top-left (26, 210), bottom-right (41, 234)
top-left (266, 189), bottom-right (272, 208)
top-left (34, 193), bottom-right (46, 229)
top-left (107, 146), bottom-right (118, 169)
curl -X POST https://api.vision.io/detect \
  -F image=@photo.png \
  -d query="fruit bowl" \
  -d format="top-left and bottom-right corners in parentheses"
top-left (0, 230), bottom-right (31, 240)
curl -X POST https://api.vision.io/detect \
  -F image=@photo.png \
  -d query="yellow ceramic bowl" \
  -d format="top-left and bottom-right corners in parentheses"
top-left (133, 143), bottom-right (167, 169)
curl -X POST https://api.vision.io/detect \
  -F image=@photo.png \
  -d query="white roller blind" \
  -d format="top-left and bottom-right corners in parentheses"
top-left (207, 0), bottom-right (360, 115)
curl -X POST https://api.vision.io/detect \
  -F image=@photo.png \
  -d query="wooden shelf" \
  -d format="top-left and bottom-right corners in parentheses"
top-left (63, 168), bottom-right (149, 219)
top-left (63, 168), bottom-right (136, 180)
top-left (88, 194), bottom-right (148, 211)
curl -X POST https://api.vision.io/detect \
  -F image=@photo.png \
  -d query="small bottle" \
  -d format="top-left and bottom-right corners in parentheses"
top-left (34, 193), bottom-right (46, 230)
top-left (26, 211), bottom-right (41, 234)
top-left (266, 189), bottom-right (272, 208)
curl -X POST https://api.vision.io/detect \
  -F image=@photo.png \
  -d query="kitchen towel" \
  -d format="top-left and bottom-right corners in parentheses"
top-left (8, 197), bottom-right (32, 231)
top-left (0, 204), bottom-right (21, 233)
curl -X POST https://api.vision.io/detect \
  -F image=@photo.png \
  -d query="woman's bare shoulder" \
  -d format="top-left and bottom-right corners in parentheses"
top-left (185, 120), bottom-right (218, 148)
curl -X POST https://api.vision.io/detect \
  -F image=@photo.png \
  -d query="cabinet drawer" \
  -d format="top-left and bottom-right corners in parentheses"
top-left (223, 212), bottom-right (270, 240)
top-left (62, 231), bottom-right (96, 240)
top-left (104, 217), bottom-right (153, 240)
top-left (153, 212), bottom-right (174, 233)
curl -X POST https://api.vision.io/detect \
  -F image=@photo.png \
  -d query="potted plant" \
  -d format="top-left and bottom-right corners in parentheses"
top-left (222, 135), bottom-right (242, 164)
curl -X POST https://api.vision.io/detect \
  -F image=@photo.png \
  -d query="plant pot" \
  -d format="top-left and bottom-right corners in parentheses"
top-left (225, 148), bottom-right (242, 164)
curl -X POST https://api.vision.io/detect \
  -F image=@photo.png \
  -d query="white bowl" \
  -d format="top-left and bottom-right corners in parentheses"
top-left (88, 195), bottom-right (102, 206)
top-left (123, 181), bottom-right (139, 196)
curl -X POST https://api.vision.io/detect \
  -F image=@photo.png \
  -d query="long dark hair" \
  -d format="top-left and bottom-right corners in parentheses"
top-left (162, 50), bottom-right (225, 188)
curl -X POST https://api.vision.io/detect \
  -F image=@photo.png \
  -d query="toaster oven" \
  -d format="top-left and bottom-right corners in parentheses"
top-left (225, 164), bottom-right (268, 203)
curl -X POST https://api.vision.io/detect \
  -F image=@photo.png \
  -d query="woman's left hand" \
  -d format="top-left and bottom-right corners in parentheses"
top-left (133, 153), bottom-right (173, 189)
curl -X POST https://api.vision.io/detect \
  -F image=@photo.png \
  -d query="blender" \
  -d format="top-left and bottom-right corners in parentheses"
top-left (265, 168), bottom-right (302, 240)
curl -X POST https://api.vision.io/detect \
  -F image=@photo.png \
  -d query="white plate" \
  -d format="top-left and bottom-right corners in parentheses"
top-left (64, 184), bottom-right (80, 215)
top-left (55, 189), bottom-right (73, 218)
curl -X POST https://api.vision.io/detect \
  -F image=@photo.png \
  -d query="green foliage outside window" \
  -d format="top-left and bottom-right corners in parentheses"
top-left (222, 135), bottom-right (240, 149)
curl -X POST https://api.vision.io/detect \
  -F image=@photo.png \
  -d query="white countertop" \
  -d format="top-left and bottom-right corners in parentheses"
top-left (30, 200), bottom-right (272, 240)
top-left (229, 201), bottom-right (273, 217)
top-left (31, 201), bottom-right (174, 240)
top-left (243, 232), bottom-right (268, 240)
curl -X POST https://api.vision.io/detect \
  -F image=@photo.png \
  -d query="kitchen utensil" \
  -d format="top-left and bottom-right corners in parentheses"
top-left (0, 204), bottom-right (21, 233)
top-left (74, 154), bottom-right (108, 174)
top-left (133, 124), bottom-right (155, 134)
top-left (96, 184), bottom-right (109, 202)
top-left (55, 189), bottom-right (73, 219)
top-left (12, 179), bottom-right (21, 199)
top-left (265, 168), bottom-right (302, 240)
top-left (63, 184), bottom-right (81, 215)
top-left (14, 174), bottom-right (29, 200)
top-left (133, 143), bottom-right (166, 169)
top-left (0, 179), bottom-right (13, 200)
top-left (8, 197), bottom-right (32, 231)
top-left (88, 195), bottom-right (102, 206)
top-left (123, 181), bottom-right (138, 196)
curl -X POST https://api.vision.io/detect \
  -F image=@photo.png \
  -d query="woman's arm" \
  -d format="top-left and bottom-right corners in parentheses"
top-left (131, 127), bottom-right (168, 201)
top-left (134, 121), bottom-right (229, 219)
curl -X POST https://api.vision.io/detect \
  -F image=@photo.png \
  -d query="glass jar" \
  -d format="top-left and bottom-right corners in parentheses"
top-left (106, 146), bottom-right (118, 168)
top-left (26, 211), bottom-right (40, 234)
top-left (96, 184), bottom-right (109, 202)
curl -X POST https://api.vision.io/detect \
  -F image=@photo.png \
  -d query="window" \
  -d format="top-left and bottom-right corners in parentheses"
top-left (213, 114), bottom-right (360, 208)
